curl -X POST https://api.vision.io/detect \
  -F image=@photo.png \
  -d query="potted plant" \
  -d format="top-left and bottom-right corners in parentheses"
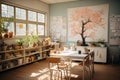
top-left (23, 34), bottom-right (39, 47)
top-left (0, 17), bottom-right (14, 39)
top-left (16, 38), bottom-right (24, 46)
top-left (97, 39), bottom-right (105, 47)
top-left (16, 38), bottom-right (24, 49)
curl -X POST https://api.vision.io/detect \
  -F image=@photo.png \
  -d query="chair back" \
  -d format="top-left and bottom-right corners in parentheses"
top-left (48, 57), bottom-right (60, 63)
top-left (85, 54), bottom-right (90, 67)
top-left (89, 51), bottom-right (94, 62)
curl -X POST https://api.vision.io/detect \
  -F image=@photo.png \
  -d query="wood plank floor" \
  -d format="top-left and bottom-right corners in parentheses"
top-left (0, 59), bottom-right (120, 80)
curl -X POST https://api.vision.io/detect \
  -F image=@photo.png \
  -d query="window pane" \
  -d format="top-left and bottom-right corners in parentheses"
top-left (28, 11), bottom-right (36, 21)
top-left (16, 23), bottom-right (26, 36)
top-left (8, 22), bottom-right (14, 35)
top-left (1, 4), bottom-right (14, 17)
top-left (38, 25), bottom-right (44, 35)
top-left (28, 24), bottom-right (37, 35)
top-left (16, 7), bottom-right (26, 20)
top-left (38, 13), bottom-right (45, 23)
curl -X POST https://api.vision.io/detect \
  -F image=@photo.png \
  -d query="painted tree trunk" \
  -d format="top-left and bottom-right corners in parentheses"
top-left (81, 34), bottom-right (87, 46)
top-left (80, 20), bottom-right (89, 46)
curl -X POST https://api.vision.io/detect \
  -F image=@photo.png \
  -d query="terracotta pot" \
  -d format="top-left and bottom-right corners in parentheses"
top-left (15, 45), bottom-right (22, 49)
top-left (8, 32), bottom-right (13, 38)
top-left (1, 32), bottom-right (8, 38)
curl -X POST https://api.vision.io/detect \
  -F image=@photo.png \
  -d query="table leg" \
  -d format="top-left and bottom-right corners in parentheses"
top-left (83, 58), bottom-right (85, 80)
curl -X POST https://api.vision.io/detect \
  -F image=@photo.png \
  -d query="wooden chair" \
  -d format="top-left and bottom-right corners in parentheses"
top-left (61, 57), bottom-right (72, 80)
top-left (47, 57), bottom-right (71, 80)
top-left (78, 54), bottom-right (91, 80)
top-left (81, 51), bottom-right (95, 80)
top-left (89, 51), bottom-right (95, 79)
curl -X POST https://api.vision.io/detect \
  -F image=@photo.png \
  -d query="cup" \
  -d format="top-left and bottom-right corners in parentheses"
top-left (78, 50), bottom-right (81, 54)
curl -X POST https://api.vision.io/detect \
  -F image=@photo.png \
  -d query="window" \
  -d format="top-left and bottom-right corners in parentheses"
top-left (38, 13), bottom-right (45, 23)
top-left (16, 23), bottom-right (26, 36)
top-left (1, 4), bottom-right (14, 17)
top-left (7, 22), bottom-right (14, 34)
top-left (28, 11), bottom-right (37, 21)
top-left (16, 7), bottom-right (26, 20)
top-left (28, 24), bottom-right (37, 35)
top-left (1, 3), bottom-right (46, 36)
top-left (38, 25), bottom-right (44, 35)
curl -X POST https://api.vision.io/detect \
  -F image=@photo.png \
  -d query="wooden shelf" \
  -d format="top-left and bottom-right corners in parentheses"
top-left (25, 51), bottom-right (40, 57)
top-left (0, 45), bottom-right (53, 72)
top-left (0, 56), bottom-right (24, 62)
top-left (0, 48), bottom-right (24, 53)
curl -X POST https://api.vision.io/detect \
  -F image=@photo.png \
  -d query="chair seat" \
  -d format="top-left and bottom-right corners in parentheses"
top-left (58, 64), bottom-right (68, 69)
top-left (48, 57), bottom-right (71, 80)
top-left (72, 59), bottom-right (83, 61)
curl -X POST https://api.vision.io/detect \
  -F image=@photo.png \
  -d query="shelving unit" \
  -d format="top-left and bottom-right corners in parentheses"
top-left (0, 45), bottom-right (53, 72)
top-left (76, 46), bottom-right (107, 63)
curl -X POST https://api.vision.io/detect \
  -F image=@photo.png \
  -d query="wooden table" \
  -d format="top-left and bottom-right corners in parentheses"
top-left (50, 50), bottom-right (88, 80)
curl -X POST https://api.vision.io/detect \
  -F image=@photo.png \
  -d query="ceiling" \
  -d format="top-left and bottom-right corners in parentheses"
top-left (40, 0), bottom-right (78, 4)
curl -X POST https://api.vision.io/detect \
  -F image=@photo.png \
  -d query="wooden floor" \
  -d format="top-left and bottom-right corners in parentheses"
top-left (0, 59), bottom-right (120, 80)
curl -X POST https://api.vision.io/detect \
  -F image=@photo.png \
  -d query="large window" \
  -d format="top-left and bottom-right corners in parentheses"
top-left (1, 3), bottom-right (46, 36)
top-left (38, 24), bottom-right (44, 35)
top-left (28, 24), bottom-right (37, 35)
top-left (16, 7), bottom-right (26, 20)
top-left (16, 23), bottom-right (26, 36)
top-left (1, 4), bottom-right (14, 17)
top-left (28, 11), bottom-right (37, 21)
top-left (38, 13), bottom-right (45, 23)
top-left (7, 22), bottom-right (14, 34)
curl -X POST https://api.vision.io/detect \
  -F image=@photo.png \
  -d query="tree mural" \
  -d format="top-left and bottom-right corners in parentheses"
top-left (68, 4), bottom-right (108, 45)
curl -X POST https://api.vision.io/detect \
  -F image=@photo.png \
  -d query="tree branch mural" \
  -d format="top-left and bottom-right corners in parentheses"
top-left (68, 4), bottom-right (108, 45)
top-left (80, 18), bottom-right (91, 45)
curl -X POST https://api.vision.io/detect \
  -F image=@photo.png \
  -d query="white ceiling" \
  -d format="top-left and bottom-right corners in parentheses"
top-left (40, 0), bottom-right (77, 4)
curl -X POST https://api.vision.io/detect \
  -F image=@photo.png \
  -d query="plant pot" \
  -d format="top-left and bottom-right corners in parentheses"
top-left (8, 32), bottom-right (13, 38)
top-left (1, 32), bottom-right (8, 39)
top-left (15, 45), bottom-right (22, 49)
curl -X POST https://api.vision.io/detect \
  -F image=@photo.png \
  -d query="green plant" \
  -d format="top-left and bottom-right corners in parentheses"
top-left (16, 38), bottom-right (24, 46)
top-left (23, 34), bottom-right (39, 46)
top-left (0, 17), bottom-right (14, 33)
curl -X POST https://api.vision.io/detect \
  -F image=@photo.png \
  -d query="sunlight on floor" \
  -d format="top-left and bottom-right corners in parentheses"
top-left (38, 68), bottom-right (49, 73)
top-left (30, 62), bottom-right (80, 80)
top-left (37, 74), bottom-right (49, 80)
top-left (30, 72), bottom-right (41, 77)
top-left (30, 68), bottom-right (49, 77)
top-left (71, 74), bottom-right (79, 78)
